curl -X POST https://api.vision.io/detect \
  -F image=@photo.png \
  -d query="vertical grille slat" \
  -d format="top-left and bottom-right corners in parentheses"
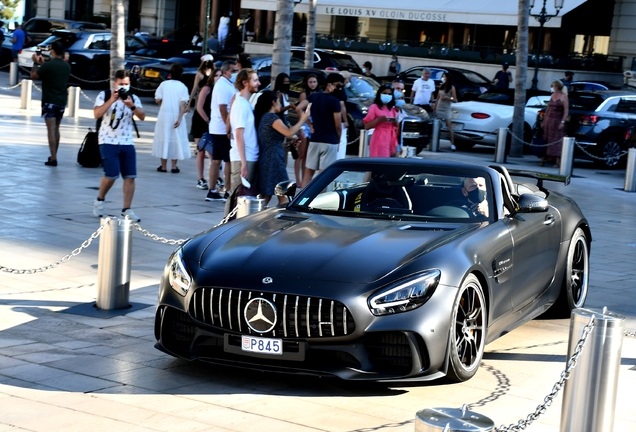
top-left (189, 288), bottom-right (354, 339)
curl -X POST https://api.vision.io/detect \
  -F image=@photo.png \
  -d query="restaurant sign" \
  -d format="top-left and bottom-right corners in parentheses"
top-left (322, 7), bottom-right (448, 22)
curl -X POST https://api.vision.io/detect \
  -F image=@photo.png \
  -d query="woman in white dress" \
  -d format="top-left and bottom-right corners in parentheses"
top-left (152, 63), bottom-right (191, 173)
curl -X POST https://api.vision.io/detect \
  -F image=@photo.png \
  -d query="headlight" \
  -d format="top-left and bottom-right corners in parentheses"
top-left (368, 270), bottom-right (440, 316)
top-left (168, 248), bottom-right (191, 296)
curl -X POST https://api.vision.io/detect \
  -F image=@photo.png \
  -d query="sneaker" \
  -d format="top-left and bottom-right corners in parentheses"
top-left (93, 199), bottom-right (104, 218)
top-left (223, 191), bottom-right (230, 200)
top-left (122, 208), bottom-right (141, 222)
top-left (197, 179), bottom-right (209, 190)
top-left (206, 190), bottom-right (226, 202)
top-left (451, 144), bottom-right (457, 152)
top-left (45, 157), bottom-right (58, 167)
top-left (216, 177), bottom-right (225, 190)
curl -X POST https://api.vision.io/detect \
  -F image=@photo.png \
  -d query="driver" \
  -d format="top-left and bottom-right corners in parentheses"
top-left (448, 177), bottom-right (489, 217)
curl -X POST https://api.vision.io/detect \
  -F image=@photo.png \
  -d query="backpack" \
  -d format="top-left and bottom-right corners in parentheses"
top-left (77, 130), bottom-right (101, 168)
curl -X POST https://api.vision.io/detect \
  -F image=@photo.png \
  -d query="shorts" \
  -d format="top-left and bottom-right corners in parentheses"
top-left (306, 142), bottom-right (338, 171)
top-left (99, 144), bottom-right (137, 179)
top-left (41, 103), bottom-right (66, 120)
top-left (197, 133), bottom-right (214, 154)
top-left (211, 134), bottom-right (231, 162)
top-left (11, 49), bottom-right (21, 59)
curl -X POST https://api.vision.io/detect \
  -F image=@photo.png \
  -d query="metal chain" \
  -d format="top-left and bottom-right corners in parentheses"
top-left (0, 63), bottom-right (11, 70)
top-left (0, 82), bottom-right (22, 91)
top-left (494, 314), bottom-right (596, 432)
top-left (625, 330), bottom-right (636, 338)
top-left (79, 89), bottom-right (95, 103)
top-left (0, 220), bottom-right (108, 274)
top-left (31, 82), bottom-right (42, 92)
top-left (574, 141), bottom-right (628, 162)
top-left (508, 130), bottom-right (564, 147)
top-left (131, 203), bottom-right (242, 245)
top-left (347, 136), bottom-right (360, 146)
top-left (69, 73), bottom-right (110, 84)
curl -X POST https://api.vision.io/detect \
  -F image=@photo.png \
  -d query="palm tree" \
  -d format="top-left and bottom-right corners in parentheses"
top-left (511, 0), bottom-right (530, 158)
top-left (110, 0), bottom-right (126, 80)
top-left (304, 0), bottom-right (317, 69)
top-left (271, 0), bottom-right (294, 80)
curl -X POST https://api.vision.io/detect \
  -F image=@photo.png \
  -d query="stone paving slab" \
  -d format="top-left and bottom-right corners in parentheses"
top-left (1, 70), bottom-right (635, 431)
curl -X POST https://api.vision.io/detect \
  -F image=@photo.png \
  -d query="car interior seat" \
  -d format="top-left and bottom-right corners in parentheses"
top-left (360, 176), bottom-right (413, 213)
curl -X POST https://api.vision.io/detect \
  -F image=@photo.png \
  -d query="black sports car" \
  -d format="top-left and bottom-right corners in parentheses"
top-left (154, 159), bottom-right (590, 382)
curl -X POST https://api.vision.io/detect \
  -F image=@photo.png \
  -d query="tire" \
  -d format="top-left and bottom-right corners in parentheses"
top-left (595, 135), bottom-right (625, 169)
top-left (552, 228), bottom-right (589, 317)
top-left (446, 274), bottom-right (487, 382)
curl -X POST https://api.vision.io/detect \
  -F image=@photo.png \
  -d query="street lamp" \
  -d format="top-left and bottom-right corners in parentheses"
top-left (529, 0), bottom-right (564, 90)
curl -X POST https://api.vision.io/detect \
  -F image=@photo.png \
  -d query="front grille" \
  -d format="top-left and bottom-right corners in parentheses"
top-left (188, 287), bottom-right (356, 339)
top-left (402, 120), bottom-right (426, 133)
top-left (161, 307), bottom-right (197, 351)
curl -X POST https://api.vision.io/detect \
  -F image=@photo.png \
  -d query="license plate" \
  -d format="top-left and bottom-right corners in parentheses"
top-left (451, 122), bottom-right (463, 131)
top-left (241, 335), bottom-right (283, 355)
top-left (144, 70), bottom-right (160, 78)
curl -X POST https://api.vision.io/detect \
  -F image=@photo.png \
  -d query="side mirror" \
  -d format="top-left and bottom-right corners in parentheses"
top-left (515, 194), bottom-right (549, 214)
top-left (275, 180), bottom-right (297, 198)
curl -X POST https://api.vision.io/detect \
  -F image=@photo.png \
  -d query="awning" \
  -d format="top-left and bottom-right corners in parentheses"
top-left (241, 0), bottom-right (587, 28)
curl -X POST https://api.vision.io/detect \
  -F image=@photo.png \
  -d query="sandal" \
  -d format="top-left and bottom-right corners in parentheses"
top-left (171, 167), bottom-right (180, 173)
top-left (157, 166), bottom-right (167, 172)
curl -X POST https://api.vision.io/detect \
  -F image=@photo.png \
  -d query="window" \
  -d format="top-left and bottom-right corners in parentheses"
top-left (616, 98), bottom-right (636, 115)
top-left (88, 34), bottom-right (111, 50)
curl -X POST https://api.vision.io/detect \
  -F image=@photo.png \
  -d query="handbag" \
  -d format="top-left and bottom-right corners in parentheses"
top-left (197, 132), bottom-right (214, 151)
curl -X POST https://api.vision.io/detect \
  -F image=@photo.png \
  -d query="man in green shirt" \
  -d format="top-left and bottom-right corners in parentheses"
top-left (30, 41), bottom-right (71, 166)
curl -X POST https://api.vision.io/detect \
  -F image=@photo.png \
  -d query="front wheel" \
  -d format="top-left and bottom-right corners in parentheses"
top-left (595, 135), bottom-right (625, 169)
top-left (446, 274), bottom-right (487, 382)
top-left (552, 228), bottom-right (589, 317)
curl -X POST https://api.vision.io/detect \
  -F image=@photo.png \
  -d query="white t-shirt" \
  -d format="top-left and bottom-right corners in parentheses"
top-left (412, 77), bottom-right (436, 105)
top-left (229, 95), bottom-right (259, 162)
top-left (209, 76), bottom-right (237, 135)
top-left (94, 91), bottom-right (143, 145)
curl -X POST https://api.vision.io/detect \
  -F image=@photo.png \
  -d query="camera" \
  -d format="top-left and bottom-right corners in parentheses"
top-left (117, 88), bottom-right (130, 101)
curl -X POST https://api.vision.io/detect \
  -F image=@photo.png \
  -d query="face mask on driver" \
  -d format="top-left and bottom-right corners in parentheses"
top-left (467, 188), bottom-right (486, 203)
top-left (393, 90), bottom-right (403, 99)
top-left (117, 85), bottom-right (130, 92)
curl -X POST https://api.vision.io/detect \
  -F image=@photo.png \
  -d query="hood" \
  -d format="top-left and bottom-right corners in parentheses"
top-left (198, 210), bottom-right (475, 284)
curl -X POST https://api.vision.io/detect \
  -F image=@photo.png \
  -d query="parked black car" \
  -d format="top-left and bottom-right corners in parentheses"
top-left (378, 66), bottom-right (494, 102)
top-left (279, 69), bottom-right (430, 154)
top-left (291, 48), bottom-right (362, 73)
top-left (27, 30), bottom-right (146, 85)
top-left (560, 90), bottom-right (636, 168)
top-left (22, 17), bottom-right (107, 47)
top-left (135, 53), bottom-right (204, 94)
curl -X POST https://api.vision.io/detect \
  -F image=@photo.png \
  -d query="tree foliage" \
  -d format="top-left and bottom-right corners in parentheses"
top-left (0, 0), bottom-right (20, 20)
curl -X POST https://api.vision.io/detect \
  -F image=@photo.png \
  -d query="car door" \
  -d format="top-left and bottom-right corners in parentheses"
top-left (503, 204), bottom-right (562, 311)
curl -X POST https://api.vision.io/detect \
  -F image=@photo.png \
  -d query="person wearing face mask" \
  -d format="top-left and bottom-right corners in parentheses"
top-left (433, 72), bottom-right (458, 151)
top-left (362, 61), bottom-right (378, 81)
top-left (392, 79), bottom-right (407, 156)
top-left (336, 71), bottom-right (351, 160)
top-left (207, 60), bottom-right (239, 201)
top-left (363, 84), bottom-right (399, 157)
top-left (295, 74), bottom-right (321, 187)
top-left (92, 69), bottom-right (146, 221)
top-left (447, 177), bottom-right (489, 218)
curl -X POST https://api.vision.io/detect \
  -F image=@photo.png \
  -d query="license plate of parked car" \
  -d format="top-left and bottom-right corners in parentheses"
top-left (144, 70), bottom-right (160, 78)
top-left (241, 335), bottom-right (283, 355)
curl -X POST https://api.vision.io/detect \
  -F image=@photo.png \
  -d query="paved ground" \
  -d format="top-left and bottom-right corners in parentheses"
top-left (0, 70), bottom-right (635, 432)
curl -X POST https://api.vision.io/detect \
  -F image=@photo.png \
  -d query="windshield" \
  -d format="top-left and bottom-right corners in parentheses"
top-left (346, 76), bottom-right (379, 99)
top-left (460, 70), bottom-right (492, 85)
top-left (289, 162), bottom-right (493, 222)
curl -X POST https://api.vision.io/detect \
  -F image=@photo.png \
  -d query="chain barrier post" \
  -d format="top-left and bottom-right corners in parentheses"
top-left (96, 217), bottom-right (134, 310)
top-left (624, 148), bottom-right (636, 192)
top-left (67, 86), bottom-right (80, 119)
top-left (358, 129), bottom-right (371, 158)
top-left (9, 62), bottom-right (19, 86)
top-left (559, 137), bottom-right (575, 179)
top-left (560, 307), bottom-right (624, 432)
top-left (428, 119), bottom-right (441, 152)
top-left (494, 128), bottom-right (507, 163)
top-left (20, 79), bottom-right (32, 110)
top-left (415, 405), bottom-right (494, 431)
top-left (236, 196), bottom-right (267, 219)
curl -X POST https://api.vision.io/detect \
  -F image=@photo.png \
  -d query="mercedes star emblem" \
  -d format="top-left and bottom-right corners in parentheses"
top-left (244, 298), bottom-right (278, 333)
top-left (262, 277), bottom-right (273, 284)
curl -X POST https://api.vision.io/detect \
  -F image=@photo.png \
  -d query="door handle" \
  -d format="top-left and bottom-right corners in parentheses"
top-left (544, 214), bottom-right (555, 225)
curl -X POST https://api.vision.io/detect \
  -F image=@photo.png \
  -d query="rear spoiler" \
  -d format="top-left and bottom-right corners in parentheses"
top-left (506, 169), bottom-right (571, 187)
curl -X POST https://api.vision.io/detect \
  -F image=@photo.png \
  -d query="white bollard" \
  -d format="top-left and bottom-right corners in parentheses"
top-left (96, 217), bottom-right (134, 310)
top-left (9, 62), bottom-right (19, 86)
top-left (358, 129), bottom-right (371, 158)
top-left (624, 148), bottom-right (636, 192)
top-left (428, 119), bottom-right (441, 152)
top-left (494, 127), bottom-right (507, 163)
top-left (20, 79), bottom-right (32, 110)
top-left (236, 196), bottom-right (266, 219)
top-left (559, 137), bottom-right (575, 179)
top-left (560, 308), bottom-right (624, 432)
top-left (66, 86), bottom-right (80, 119)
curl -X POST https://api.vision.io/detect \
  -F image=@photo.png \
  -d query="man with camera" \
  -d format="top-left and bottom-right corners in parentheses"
top-left (92, 70), bottom-right (146, 222)
top-left (30, 41), bottom-right (71, 166)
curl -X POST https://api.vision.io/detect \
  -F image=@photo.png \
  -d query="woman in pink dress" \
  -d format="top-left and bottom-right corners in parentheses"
top-left (363, 84), bottom-right (399, 157)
